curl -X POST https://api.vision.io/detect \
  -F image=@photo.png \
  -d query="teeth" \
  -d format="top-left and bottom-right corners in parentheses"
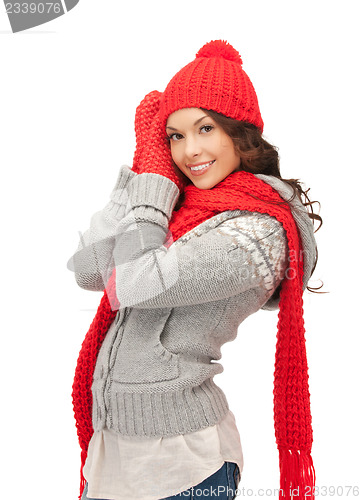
top-left (190, 161), bottom-right (214, 171)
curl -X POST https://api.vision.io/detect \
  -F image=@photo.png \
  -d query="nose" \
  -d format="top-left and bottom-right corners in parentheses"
top-left (185, 135), bottom-right (201, 159)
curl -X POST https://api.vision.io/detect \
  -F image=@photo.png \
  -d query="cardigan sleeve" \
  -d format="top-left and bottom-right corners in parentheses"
top-left (110, 172), bottom-right (288, 309)
top-left (67, 165), bottom-right (136, 291)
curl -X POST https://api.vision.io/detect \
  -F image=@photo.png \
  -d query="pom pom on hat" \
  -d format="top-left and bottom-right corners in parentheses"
top-left (196, 39), bottom-right (243, 65)
top-left (159, 39), bottom-right (264, 133)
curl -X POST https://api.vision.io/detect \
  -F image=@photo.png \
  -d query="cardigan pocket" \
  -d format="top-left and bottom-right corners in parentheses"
top-left (111, 307), bottom-right (180, 384)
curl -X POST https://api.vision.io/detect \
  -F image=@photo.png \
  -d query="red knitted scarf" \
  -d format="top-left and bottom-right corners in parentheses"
top-left (72, 169), bottom-right (315, 500)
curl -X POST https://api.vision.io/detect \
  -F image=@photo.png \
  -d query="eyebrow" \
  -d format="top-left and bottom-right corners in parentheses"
top-left (166, 115), bottom-right (209, 131)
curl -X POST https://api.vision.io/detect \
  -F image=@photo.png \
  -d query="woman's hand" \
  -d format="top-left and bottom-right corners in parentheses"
top-left (132, 91), bottom-right (187, 192)
top-left (137, 111), bottom-right (188, 192)
top-left (132, 90), bottom-right (161, 174)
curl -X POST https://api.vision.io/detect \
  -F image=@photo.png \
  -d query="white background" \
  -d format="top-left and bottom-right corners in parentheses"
top-left (1, 1), bottom-right (360, 499)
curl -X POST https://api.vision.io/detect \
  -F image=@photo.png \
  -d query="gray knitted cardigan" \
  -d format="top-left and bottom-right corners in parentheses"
top-left (68, 165), bottom-right (317, 438)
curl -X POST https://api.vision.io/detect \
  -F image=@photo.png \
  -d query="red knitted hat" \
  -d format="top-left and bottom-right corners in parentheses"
top-left (159, 39), bottom-right (264, 132)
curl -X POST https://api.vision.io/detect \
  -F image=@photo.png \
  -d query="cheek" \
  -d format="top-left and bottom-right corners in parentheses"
top-left (219, 142), bottom-right (233, 159)
top-left (221, 144), bottom-right (240, 170)
top-left (218, 136), bottom-right (234, 155)
top-left (222, 137), bottom-right (240, 164)
top-left (229, 148), bottom-right (241, 168)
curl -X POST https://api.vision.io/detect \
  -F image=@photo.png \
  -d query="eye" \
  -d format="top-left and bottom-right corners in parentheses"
top-left (200, 125), bottom-right (214, 134)
top-left (168, 132), bottom-right (184, 142)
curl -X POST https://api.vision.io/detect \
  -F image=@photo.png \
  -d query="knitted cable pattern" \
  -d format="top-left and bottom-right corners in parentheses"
top-left (72, 168), bottom-right (315, 500)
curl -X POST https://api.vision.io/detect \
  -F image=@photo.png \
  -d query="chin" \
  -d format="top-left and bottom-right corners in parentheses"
top-left (192, 182), bottom-right (217, 190)
top-left (191, 176), bottom-right (221, 190)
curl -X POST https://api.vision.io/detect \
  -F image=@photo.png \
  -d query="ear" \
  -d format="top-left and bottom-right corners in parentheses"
top-left (132, 90), bottom-right (162, 173)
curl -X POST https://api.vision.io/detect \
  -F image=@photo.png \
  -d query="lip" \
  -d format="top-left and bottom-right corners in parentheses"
top-left (187, 160), bottom-right (215, 176)
top-left (187, 160), bottom-right (214, 168)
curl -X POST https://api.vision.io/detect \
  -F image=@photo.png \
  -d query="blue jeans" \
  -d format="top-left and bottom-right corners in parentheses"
top-left (82, 461), bottom-right (241, 499)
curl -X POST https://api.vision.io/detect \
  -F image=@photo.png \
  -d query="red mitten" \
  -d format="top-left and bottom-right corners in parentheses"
top-left (132, 90), bottom-right (162, 174)
top-left (137, 110), bottom-right (188, 192)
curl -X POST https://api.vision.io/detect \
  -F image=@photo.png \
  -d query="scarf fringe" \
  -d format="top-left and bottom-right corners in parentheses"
top-left (78, 449), bottom-right (87, 500)
top-left (278, 448), bottom-right (316, 500)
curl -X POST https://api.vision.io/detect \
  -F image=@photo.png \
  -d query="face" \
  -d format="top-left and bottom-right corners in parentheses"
top-left (166, 108), bottom-right (241, 190)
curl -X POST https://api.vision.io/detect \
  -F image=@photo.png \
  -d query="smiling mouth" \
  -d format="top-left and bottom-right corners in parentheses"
top-left (188, 160), bottom-right (215, 172)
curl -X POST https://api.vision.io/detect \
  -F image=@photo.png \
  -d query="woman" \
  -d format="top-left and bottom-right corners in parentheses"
top-left (68, 39), bottom-right (322, 500)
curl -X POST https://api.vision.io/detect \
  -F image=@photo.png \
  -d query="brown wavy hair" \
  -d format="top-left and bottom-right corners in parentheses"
top-left (173, 108), bottom-right (324, 295)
